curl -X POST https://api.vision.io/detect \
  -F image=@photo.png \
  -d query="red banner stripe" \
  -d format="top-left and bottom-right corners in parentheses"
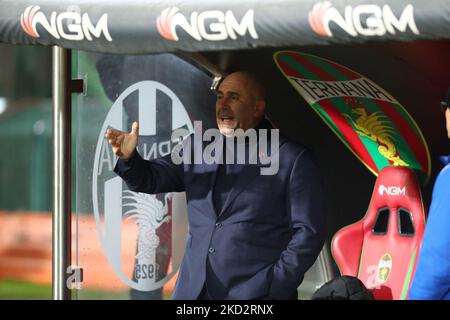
top-left (326, 60), bottom-right (361, 80)
top-left (277, 59), bottom-right (306, 79)
top-left (286, 52), bottom-right (335, 81)
top-left (374, 100), bottom-right (427, 173)
top-left (301, 53), bottom-right (360, 81)
top-left (320, 99), bottom-right (378, 172)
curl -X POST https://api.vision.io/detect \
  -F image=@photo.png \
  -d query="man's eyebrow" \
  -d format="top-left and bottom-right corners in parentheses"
top-left (216, 90), bottom-right (240, 96)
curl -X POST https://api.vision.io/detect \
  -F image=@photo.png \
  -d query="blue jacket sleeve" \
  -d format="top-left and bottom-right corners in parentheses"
top-left (408, 165), bottom-right (450, 300)
top-left (113, 150), bottom-right (185, 194)
top-left (269, 150), bottom-right (327, 299)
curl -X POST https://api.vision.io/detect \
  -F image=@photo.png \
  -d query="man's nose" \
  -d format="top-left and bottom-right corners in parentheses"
top-left (217, 97), bottom-right (230, 109)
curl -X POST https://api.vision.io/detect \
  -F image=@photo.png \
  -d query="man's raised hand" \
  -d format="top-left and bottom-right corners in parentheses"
top-left (105, 121), bottom-right (139, 160)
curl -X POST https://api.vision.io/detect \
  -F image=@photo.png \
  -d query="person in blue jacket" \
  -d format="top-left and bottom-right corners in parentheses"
top-left (409, 88), bottom-right (450, 300)
top-left (106, 71), bottom-right (326, 300)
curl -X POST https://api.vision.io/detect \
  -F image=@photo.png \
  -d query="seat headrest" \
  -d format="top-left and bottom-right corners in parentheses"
top-left (332, 166), bottom-right (427, 299)
top-left (367, 166), bottom-right (425, 224)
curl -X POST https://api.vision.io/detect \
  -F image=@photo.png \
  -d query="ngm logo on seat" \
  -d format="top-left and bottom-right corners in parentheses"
top-left (20, 5), bottom-right (112, 41)
top-left (378, 185), bottom-right (406, 196)
top-left (157, 7), bottom-right (258, 41)
top-left (93, 81), bottom-right (192, 291)
top-left (309, 1), bottom-right (419, 37)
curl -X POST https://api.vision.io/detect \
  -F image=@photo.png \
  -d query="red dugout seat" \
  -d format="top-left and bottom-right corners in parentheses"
top-left (331, 166), bottom-right (427, 300)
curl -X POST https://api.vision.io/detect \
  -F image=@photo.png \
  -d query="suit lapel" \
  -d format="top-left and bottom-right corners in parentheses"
top-left (217, 132), bottom-right (287, 218)
top-left (207, 161), bottom-right (220, 217)
top-left (206, 136), bottom-right (224, 218)
top-left (218, 162), bottom-right (261, 218)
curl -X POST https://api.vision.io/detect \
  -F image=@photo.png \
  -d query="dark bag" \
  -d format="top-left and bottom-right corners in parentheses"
top-left (312, 276), bottom-right (375, 300)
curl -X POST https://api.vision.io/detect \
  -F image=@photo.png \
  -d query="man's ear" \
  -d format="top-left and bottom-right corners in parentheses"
top-left (254, 100), bottom-right (266, 118)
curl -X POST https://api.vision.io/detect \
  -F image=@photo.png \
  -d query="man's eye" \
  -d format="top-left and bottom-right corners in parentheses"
top-left (231, 96), bottom-right (238, 100)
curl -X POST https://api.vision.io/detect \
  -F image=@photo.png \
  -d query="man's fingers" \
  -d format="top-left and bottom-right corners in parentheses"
top-left (111, 144), bottom-right (122, 157)
top-left (131, 122), bottom-right (139, 135)
top-left (108, 133), bottom-right (123, 146)
top-left (108, 139), bottom-right (118, 147)
top-left (106, 131), bottom-right (124, 144)
top-left (105, 128), bottom-right (123, 138)
top-left (106, 125), bottom-right (135, 159)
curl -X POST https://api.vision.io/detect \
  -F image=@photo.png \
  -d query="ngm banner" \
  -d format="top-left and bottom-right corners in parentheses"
top-left (1, 0), bottom-right (449, 54)
top-left (90, 54), bottom-right (216, 294)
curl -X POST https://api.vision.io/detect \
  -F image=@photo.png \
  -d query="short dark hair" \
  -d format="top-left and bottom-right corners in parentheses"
top-left (244, 71), bottom-right (266, 101)
top-left (226, 71), bottom-right (266, 101)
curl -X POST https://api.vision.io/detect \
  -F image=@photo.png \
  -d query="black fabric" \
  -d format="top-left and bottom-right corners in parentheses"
top-left (312, 276), bottom-right (374, 300)
top-left (197, 283), bottom-right (213, 300)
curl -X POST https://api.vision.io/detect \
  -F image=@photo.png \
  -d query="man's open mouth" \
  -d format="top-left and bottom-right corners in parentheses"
top-left (219, 114), bottom-right (233, 120)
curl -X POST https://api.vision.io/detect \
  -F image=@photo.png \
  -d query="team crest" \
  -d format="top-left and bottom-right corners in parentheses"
top-left (274, 51), bottom-right (431, 184)
top-left (377, 253), bottom-right (392, 284)
top-left (92, 80), bottom-right (192, 291)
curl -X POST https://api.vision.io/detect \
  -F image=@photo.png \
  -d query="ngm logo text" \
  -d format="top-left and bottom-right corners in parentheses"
top-left (378, 185), bottom-right (406, 196)
top-left (20, 5), bottom-right (112, 41)
top-left (157, 7), bottom-right (258, 41)
top-left (309, 2), bottom-right (419, 37)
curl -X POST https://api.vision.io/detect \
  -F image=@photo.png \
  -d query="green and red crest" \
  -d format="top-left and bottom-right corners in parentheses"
top-left (377, 253), bottom-right (393, 284)
top-left (274, 51), bottom-right (431, 182)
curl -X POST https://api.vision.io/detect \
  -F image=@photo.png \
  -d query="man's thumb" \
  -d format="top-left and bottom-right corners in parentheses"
top-left (131, 121), bottom-right (139, 135)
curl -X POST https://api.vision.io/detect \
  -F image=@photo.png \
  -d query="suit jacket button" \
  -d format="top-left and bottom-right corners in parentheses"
top-left (208, 247), bottom-right (215, 254)
top-left (215, 222), bottom-right (222, 228)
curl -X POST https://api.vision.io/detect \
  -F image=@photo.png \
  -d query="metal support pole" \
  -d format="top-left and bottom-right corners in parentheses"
top-left (52, 46), bottom-right (72, 300)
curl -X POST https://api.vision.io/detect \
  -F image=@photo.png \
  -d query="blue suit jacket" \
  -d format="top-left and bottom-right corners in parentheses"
top-left (409, 159), bottom-right (450, 300)
top-left (114, 131), bottom-right (326, 300)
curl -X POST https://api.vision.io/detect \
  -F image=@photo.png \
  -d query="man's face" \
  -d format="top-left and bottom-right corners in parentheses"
top-left (216, 73), bottom-right (263, 136)
top-left (446, 108), bottom-right (450, 140)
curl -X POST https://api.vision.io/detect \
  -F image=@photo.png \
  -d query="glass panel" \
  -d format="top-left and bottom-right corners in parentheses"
top-left (0, 44), bottom-right (52, 299)
top-left (74, 51), bottom-right (335, 300)
top-left (75, 52), bottom-right (216, 299)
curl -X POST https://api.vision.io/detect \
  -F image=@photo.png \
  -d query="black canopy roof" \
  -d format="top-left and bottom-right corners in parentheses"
top-left (1, 0), bottom-right (449, 54)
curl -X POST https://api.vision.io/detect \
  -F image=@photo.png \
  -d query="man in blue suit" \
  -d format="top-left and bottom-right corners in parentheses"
top-left (408, 89), bottom-right (450, 300)
top-left (106, 71), bottom-right (326, 299)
